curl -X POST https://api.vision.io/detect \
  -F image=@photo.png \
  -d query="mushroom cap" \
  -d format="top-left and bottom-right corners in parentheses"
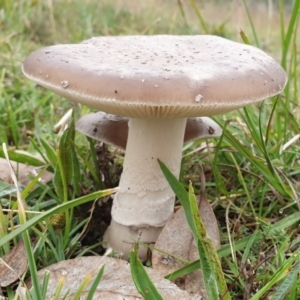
top-left (22, 35), bottom-right (287, 118)
top-left (75, 112), bottom-right (222, 149)
top-left (76, 112), bottom-right (129, 149)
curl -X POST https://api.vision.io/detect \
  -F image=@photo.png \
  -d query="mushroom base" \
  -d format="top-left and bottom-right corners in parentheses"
top-left (104, 219), bottom-right (163, 261)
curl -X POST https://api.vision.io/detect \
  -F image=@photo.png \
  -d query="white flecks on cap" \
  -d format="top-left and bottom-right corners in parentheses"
top-left (22, 35), bottom-right (287, 118)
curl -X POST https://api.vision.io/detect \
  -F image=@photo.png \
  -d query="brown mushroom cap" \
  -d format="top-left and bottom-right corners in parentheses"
top-left (76, 112), bottom-right (129, 149)
top-left (22, 35), bottom-right (287, 118)
top-left (75, 112), bottom-right (222, 149)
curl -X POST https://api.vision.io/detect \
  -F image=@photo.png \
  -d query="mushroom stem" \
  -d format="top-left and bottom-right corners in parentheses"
top-left (104, 117), bottom-right (187, 259)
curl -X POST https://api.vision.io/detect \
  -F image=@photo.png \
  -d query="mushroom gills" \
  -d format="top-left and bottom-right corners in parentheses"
top-left (75, 112), bottom-right (223, 149)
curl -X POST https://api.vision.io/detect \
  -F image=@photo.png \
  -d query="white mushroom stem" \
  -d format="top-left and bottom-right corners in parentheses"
top-left (104, 117), bottom-right (187, 259)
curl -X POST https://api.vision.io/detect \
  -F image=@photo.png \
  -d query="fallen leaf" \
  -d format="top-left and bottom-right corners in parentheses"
top-left (152, 206), bottom-right (193, 281)
top-left (0, 239), bottom-right (28, 287)
top-left (185, 238), bottom-right (206, 295)
top-left (27, 256), bottom-right (203, 299)
top-left (0, 158), bottom-right (53, 186)
top-left (152, 206), bottom-right (207, 296)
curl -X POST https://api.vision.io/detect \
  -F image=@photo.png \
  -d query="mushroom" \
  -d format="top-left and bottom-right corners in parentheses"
top-left (22, 35), bottom-right (287, 260)
top-left (75, 111), bottom-right (222, 149)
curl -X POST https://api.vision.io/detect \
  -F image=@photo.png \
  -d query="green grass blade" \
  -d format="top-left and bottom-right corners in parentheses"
top-left (52, 276), bottom-right (69, 300)
top-left (0, 188), bottom-right (117, 247)
top-left (86, 265), bottom-right (105, 300)
top-left (211, 122), bottom-right (228, 196)
top-left (224, 130), bottom-right (291, 197)
top-left (24, 232), bottom-right (42, 300)
top-left (292, 42), bottom-right (299, 103)
top-left (54, 146), bottom-right (68, 202)
top-left (188, 0), bottom-right (209, 33)
top-left (158, 160), bottom-right (196, 233)
top-left (165, 260), bottom-right (199, 281)
top-left (166, 232), bottom-right (263, 281)
top-left (0, 147), bottom-right (47, 166)
top-left (241, 0), bottom-right (259, 46)
top-left (0, 205), bottom-right (10, 254)
top-left (40, 271), bottom-right (51, 299)
top-left (6, 100), bottom-right (20, 147)
top-left (130, 243), bottom-right (164, 300)
top-left (240, 29), bottom-right (250, 45)
top-left (257, 103), bottom-right (283, 178)
top-left (72, 273), bottom-right (93, 300)
top-left (86, 137), bottom-right (105, 189)
top-left (21, 166), bottom-right (50, 199)
top-left (39, 137), bottom-right (57, 165)
top-left (176, 0), bottom-right (189, 29)
top-left (189, 183), bottom-right (229, 300)
top-left (250, 251), bottom-right (300, 300)
top-left (280, 0), bottom-right (300, 70)
top-left (269, 212), bottom-right (300, 234)
top-left (54, 114), bottom-right (80, 201)
top-left (279, 0), bottom-right (285, 49)
top-left (242, 106), bottom-right (264, 153)
top-left (271, 260), bottom-right (300, 300)
top-left (241, 231), bottom-right (260, 265)
top-left (195, 238), bottom-right (219, 300)
top-left (264, 96), bottom-right (279, 147)
top-left (2, 144), bottom-right (42, 300)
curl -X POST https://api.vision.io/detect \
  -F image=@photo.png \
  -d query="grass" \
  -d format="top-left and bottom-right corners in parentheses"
top-left (0, 0), bottom-right (299, 299)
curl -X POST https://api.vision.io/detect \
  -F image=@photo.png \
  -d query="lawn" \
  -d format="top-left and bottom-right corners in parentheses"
top-left (0, 0), bottom-right (299, 299)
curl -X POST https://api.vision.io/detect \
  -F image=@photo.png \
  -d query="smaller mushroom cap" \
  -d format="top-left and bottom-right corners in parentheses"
top-left (76, 112), bottom-right (129, 149)
top-left (75, 112), bottom-right (222, 149)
